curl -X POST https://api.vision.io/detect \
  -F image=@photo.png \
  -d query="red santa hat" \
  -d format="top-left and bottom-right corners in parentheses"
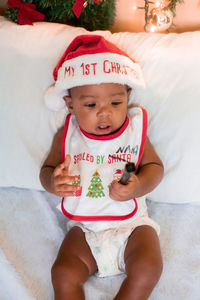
top-left (45, 34), bottom-right (145, 111)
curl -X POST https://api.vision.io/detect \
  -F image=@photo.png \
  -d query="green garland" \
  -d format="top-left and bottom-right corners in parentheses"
top-left (5, 0), bottom-right (116, 31)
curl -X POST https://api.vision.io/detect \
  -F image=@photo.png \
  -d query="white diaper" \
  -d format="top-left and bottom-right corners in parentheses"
top-left (67, 214), bottom-right (160, 277)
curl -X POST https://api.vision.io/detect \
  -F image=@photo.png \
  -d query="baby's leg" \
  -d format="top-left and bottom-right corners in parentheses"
top-left (51, 226), bottom-right (98, 300)
top-left (114, 225), bottom-right (163, 300)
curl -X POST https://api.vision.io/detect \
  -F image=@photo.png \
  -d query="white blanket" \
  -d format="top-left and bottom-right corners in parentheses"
top-left (0, 187), bottom-right (200, 300)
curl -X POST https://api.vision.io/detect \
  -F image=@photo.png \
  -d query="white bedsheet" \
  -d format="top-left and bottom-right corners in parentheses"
top-left (0, 187), bottom-right (200, 300)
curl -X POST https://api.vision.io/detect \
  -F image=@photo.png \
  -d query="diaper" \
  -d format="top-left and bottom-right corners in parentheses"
top-left (67, 214), bottom-right (160, 277)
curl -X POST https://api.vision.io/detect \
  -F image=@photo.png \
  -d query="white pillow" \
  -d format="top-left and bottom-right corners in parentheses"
top-left (0, 17), bottom-right (113, 190)
top-left (0, 16), bottom-right (200, 203)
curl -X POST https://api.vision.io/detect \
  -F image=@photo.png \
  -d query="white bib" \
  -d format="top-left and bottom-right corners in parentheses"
top-left (60, 107), bottom-right (148, 230)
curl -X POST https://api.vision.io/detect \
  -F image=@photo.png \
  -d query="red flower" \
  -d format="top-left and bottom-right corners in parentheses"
top-left (8, 0), bottom-right (45, 25)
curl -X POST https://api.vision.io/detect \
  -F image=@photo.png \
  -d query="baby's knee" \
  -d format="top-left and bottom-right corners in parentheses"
top-left (127, 255), bottom-right (163, 286)
top-left (51, 257), bottom-right (89, 291)
top-left (143, 256), bottom-right (163, 285)
top-left (51, 262), bottom-right (70, 292)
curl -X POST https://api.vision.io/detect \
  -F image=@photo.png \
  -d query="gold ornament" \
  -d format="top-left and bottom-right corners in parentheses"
top-left (83, 1), bottom-right (88, 8)
top-left (146, 7), bottom-right (173, 32)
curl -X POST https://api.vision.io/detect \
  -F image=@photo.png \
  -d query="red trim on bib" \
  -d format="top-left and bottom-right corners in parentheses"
top-left (136, 108), bottom-right (147, 169)
top-left (61, 114), bottom-right (71, 162)
top-left (61, 197), bottom-right (138, 221)
top-left (79, 116), bottom-right (129, 141)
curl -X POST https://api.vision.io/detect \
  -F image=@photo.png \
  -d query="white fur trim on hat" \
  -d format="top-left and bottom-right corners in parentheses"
top-left (44, 85), bottom-right (66, 111)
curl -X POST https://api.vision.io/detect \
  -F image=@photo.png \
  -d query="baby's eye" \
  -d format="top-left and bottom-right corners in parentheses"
top-left (85, 103), bottom-right (96, 108)
top-left (112, 101), bottom-right (122, 106)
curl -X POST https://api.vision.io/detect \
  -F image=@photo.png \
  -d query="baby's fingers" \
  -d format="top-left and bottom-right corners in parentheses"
top-left (54, 154), bottom-right (72, 177)
top-left (54, 174), bottom-right (79, 185)
top-left (55, 184), bottom-right (80, 197)
top-left (109, 180), bottom-right (133, 201)
top-left (109, 180), bottom-right (121, 200)
top-left (57, 183), bottom-right (79, 193)
top-left (53, 163), bottom-right (66, 177)
top-left (110, 180), bottom-right (121, 191)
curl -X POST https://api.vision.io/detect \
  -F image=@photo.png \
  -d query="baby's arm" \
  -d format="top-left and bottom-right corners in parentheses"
top-left (109, 137), bottom-right (164, 201)
top-left (40, 127), bottom-right (79, 197)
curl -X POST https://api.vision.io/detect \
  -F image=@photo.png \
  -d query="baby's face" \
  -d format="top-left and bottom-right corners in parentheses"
top-left (64, 83), bottom-right (130, 135)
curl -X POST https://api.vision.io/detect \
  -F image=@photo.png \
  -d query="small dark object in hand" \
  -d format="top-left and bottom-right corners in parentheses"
top-left (119, 162), bottom-right (136, 185)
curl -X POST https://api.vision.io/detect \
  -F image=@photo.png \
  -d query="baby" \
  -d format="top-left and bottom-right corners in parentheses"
top-left (40, 35), bottom-right (164, 300)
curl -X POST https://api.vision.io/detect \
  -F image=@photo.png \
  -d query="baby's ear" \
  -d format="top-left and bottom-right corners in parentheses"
top-left (63, 96), bottom-right (74, 114)
top-left (127, 87), bottom-right (132, 98)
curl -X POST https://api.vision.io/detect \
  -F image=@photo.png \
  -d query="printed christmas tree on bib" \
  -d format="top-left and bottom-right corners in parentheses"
top-left (86, 170), bottom-right (105, 198)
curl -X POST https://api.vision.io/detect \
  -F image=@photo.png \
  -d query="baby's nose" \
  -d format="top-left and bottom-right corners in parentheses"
top-left (97, 105), bottom-right (111, 116)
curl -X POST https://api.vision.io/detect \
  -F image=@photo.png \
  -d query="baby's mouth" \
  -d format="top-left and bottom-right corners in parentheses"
top-left (97, 124), bottom-right (112, 134)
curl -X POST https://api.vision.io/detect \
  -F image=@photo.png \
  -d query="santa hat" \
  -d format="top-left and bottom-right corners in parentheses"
top-left (45, 34), bottom-right (145, 111)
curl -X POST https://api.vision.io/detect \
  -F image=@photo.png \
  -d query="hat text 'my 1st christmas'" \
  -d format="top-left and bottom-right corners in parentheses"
top-left (45, 35), bottom-right (145, 111)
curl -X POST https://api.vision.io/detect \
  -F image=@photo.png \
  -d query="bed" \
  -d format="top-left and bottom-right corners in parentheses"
top-left (0, 16), bottom-right (200, 299)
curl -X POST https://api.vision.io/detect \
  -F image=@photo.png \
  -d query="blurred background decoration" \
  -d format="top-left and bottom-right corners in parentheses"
top-left (4, 0), bottom-right (184, 32)
top-left (132, 0), bottom-right (183, 32)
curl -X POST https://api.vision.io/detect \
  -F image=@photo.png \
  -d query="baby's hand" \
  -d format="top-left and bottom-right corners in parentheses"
top-left (109, 174), bottom-right (140, 201)
top-left (51, 154), bottom-right (80, 197)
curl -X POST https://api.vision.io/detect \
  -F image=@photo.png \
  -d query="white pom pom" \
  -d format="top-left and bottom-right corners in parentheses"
top-left (44, 85), bottom-right (66, 111)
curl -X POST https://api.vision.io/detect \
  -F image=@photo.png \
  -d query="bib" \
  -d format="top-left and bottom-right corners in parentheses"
top-left (61, 107), bottom-right (147, 226)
